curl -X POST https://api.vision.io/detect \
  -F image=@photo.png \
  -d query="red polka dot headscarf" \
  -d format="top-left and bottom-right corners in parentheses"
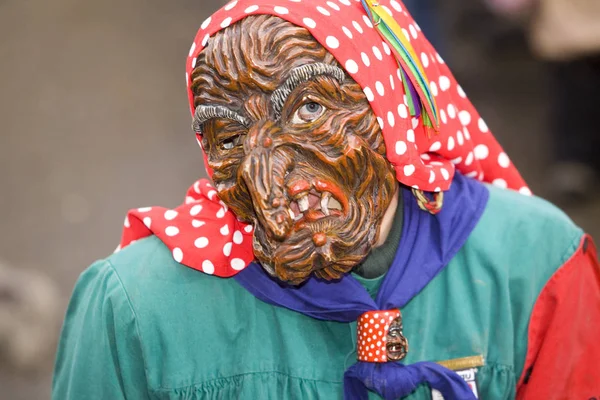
top-left (185, 0), bottom-right (529, 194)
top-left (118, 0), bottom-right (529, 278)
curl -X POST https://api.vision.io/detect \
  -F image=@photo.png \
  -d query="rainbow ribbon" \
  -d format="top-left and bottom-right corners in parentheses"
top-left (360, 0), bottom-right (439, 130)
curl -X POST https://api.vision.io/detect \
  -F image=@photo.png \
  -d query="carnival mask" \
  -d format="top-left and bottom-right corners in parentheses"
top-left (191, 16), bottom-right (397, 284)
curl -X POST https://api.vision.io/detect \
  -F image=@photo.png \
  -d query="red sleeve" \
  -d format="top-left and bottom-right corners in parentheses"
top-left (517, 234), bottom-right (600, 399)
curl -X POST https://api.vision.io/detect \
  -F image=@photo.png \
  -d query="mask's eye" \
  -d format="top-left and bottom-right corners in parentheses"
top-left (292, 102), bottom-right (326, 124)
top-left (220, 135), bottom-right (242, 151)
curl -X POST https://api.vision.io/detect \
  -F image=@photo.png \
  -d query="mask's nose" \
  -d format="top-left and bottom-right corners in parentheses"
top-left (240, 121), bottom-right (293, 241)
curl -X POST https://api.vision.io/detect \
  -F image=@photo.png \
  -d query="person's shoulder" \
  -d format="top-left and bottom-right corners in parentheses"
top-left (105, 235), bottom-right (229, 287)
top-left (105, 235), bottom-right (186, 283)
top-left (471, 185), bottom-right (584, 271)
top-left (488, 185), bottom-right (575, 221)
top-left (484, 185), bottom-right (582, 239)
top-left (99, 236), bottom-right (250, 321)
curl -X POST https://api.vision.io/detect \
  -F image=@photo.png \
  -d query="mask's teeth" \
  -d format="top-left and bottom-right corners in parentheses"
top-left (290, 206), bottom-right (303, 221)
top-left (321, 192), bottom-right (331, 216)
top-left (328, 196), bottom-right (343, 211)
top-left (298, 195), bottom-right (309, 212)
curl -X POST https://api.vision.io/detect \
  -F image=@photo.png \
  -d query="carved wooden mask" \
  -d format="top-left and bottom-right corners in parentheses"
top-left (191, 16), bottom-right (397, 284)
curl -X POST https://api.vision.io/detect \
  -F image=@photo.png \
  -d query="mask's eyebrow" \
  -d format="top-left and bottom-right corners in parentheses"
top-left (271, 63), bottom-right (346, 119)
top-left (192, 105), bottom-right (251, 133)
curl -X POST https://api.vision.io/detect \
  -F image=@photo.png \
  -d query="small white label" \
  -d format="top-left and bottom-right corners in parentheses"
top-left (431, 368), bottom-right (479, 399)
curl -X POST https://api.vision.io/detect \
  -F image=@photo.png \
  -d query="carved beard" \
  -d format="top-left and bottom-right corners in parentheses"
top-left (248, 141), bottom-right (396, 284)
top-left (191, 15), bottom-right (397, 285)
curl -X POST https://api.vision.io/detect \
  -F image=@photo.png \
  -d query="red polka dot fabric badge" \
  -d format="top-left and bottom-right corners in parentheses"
top-left (118, 179), bottom-right (254, 277)
top-left (357, 310), bottom-right (402, 362)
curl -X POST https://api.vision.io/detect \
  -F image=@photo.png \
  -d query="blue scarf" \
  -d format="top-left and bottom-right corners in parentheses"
top-left (235, 173), bottom-right (489, 399)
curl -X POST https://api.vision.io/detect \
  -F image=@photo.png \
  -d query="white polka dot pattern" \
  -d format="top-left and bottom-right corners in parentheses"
top-left (357, 310), bottom-right (401, 362)
top-left (119, 179), bottom-right (254, 277)
top-left (118, 0), bottom-right (531, 279)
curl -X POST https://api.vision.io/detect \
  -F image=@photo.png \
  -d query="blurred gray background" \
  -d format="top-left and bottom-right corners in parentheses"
top-left (0, 0), bottom-right (598, 398)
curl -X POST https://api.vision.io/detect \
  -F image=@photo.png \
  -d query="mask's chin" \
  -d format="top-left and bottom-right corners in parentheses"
top-left (251, 193), bottom-right (384, 285)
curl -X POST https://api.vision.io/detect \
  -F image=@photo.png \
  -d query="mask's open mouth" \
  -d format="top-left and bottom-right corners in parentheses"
top-left (387, 344), bottom-right (403, 353)
top-left (286, 178), bottom-right (348, 224)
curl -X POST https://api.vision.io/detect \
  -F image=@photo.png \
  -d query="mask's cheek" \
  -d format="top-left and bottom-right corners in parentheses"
top-left (216, 183), bottom-right (256, 223)
top-left (209, 157), bottom-right (251, 218)
top-left (208, 148), bottom-right (250, 214)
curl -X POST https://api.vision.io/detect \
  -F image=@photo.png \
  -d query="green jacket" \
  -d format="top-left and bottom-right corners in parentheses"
top-left (52, 185), bottom-right (594, 399)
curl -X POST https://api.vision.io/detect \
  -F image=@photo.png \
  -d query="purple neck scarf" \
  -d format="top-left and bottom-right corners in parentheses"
top-left (235, 173), bottom-right (489, 399)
